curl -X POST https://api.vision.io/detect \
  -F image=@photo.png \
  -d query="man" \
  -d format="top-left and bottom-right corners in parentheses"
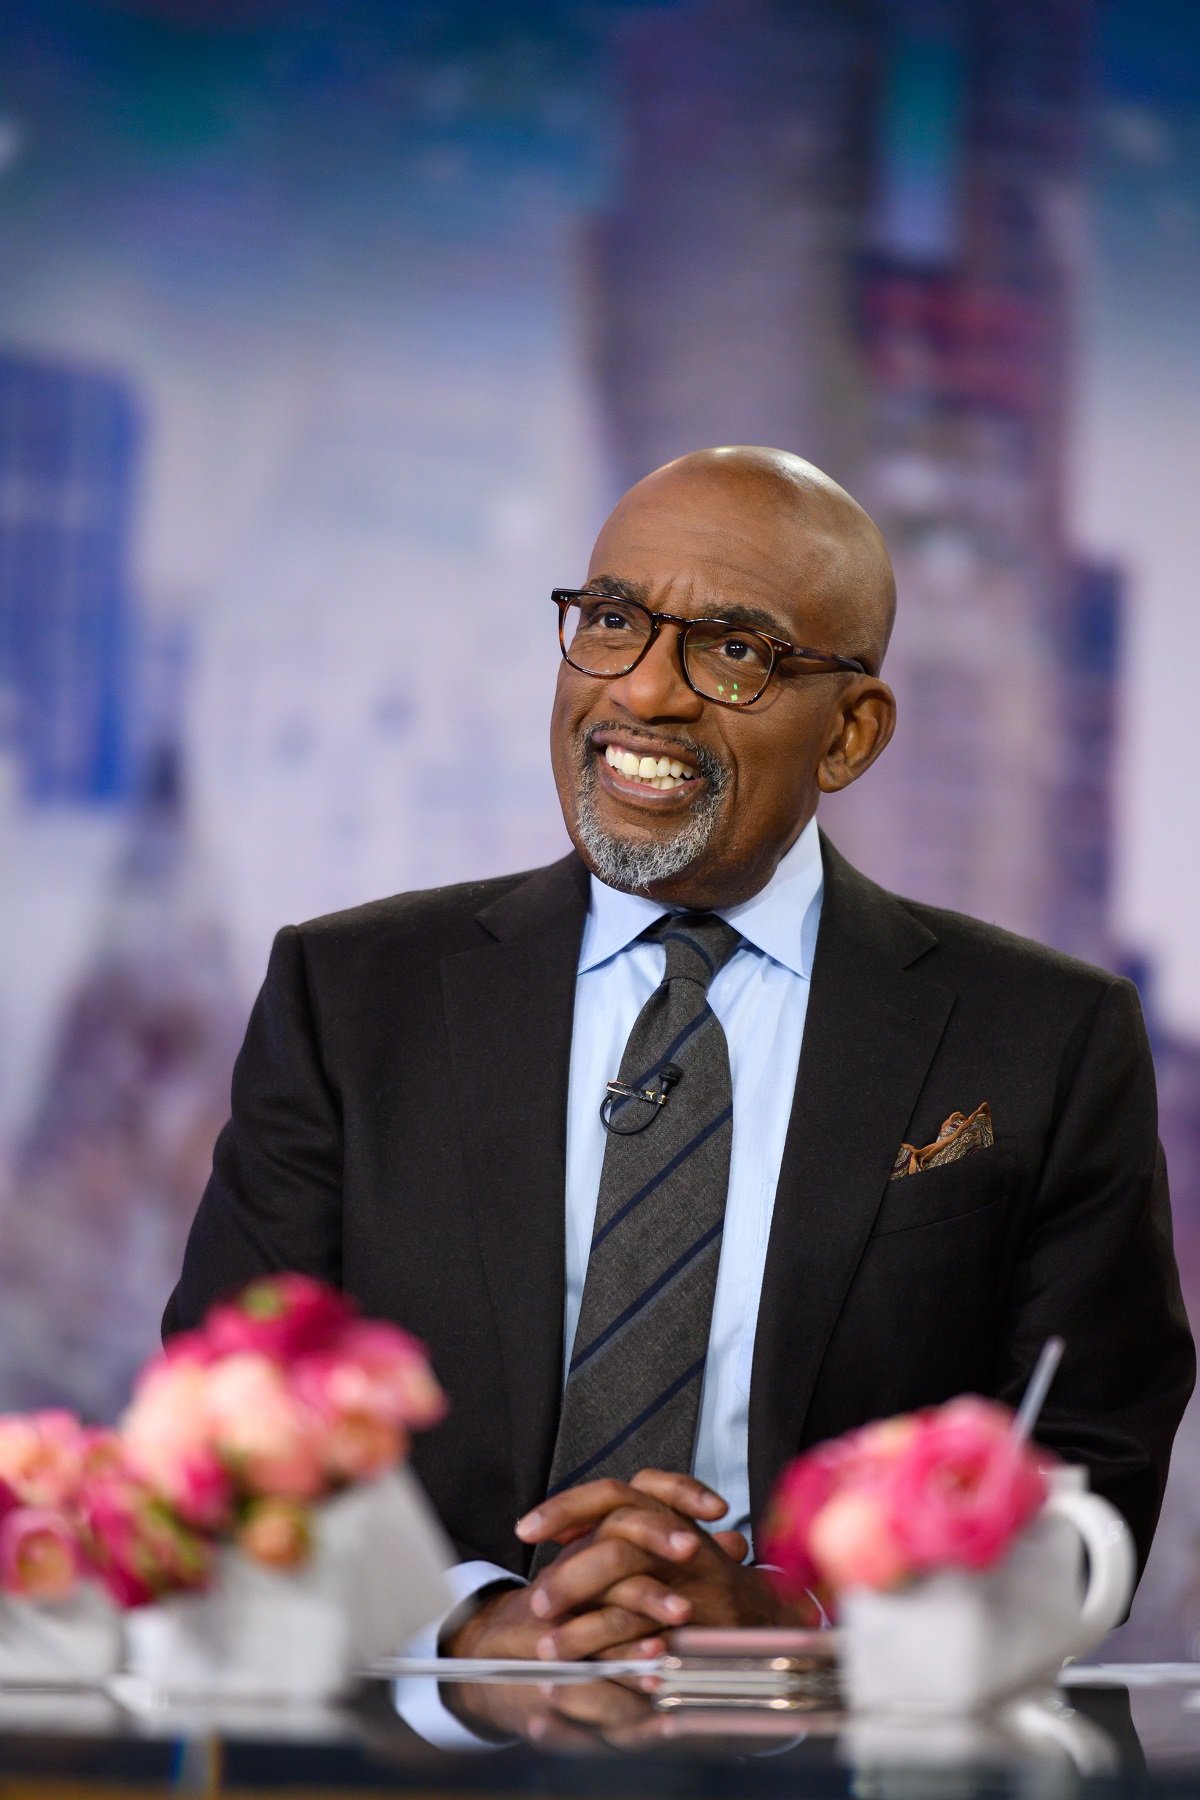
top-left (167, 446), bottom-right (1193, 1665)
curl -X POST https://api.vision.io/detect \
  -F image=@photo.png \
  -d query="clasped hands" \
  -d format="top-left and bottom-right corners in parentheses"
top-left (446, 1469), bottom-right (804, 1661)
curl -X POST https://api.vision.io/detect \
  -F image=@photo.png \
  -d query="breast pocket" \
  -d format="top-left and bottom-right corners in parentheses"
top-left (870, 1146), bottom-right (1014, 1237)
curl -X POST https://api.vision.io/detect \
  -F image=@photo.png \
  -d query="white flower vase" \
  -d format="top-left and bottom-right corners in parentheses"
top-left (0, 1583), bottom-right (123, 1687)
top-left (124, 1467), bottom-right (452, 1703)
top-left (839, 1472), bottom-right (1135, 1715)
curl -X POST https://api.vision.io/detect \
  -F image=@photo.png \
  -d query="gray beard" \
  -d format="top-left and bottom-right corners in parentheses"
top-left (571, 736), bottom-right (729, 894)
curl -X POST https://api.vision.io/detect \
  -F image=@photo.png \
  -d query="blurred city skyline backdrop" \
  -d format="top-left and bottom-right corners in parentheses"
top-left (0, 0), bottom-right (1198, 1656)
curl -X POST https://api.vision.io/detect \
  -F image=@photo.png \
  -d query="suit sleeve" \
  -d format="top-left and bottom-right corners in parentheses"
top-left (994, 975), bottom-right (1195, 1574)
top-left (163, 925), bottom-right (344, 1335)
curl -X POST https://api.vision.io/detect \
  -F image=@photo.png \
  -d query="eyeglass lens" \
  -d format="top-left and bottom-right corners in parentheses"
top-left (561, 596), bottom-right (772, 706)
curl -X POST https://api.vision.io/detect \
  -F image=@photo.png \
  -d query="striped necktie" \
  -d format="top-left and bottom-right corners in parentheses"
top-left (535, 912), bottom-right (741, 1557)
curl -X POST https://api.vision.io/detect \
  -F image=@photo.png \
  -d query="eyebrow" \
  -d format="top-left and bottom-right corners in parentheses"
top-left (581, 575), bottom-right (791, 641)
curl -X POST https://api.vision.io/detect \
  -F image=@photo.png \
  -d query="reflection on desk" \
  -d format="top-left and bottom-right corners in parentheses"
top-left (0, 1666), bottom-right (1188, 1796)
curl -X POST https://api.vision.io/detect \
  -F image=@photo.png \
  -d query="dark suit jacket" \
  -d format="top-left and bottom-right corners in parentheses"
top-left (165, 837), bottom-right (1194, 1578)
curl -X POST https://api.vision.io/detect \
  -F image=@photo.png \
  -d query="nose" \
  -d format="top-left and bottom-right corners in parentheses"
top-left (605, 622), bottom-right (705, 723)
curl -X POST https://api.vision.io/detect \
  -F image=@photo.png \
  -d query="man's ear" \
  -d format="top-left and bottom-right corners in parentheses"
top-left (817, 678), bottom-right (897, 793)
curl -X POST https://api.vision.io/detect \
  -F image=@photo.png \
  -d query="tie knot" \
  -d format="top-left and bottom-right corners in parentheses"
top-left (652, 913), bottom-right (741, 989)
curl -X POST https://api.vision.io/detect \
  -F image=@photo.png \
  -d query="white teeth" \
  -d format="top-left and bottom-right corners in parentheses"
top-left (603, 744), bottom-right (697, 787)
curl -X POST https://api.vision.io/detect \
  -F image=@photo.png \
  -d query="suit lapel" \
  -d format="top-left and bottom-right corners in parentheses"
top-left (441, 853), bottom-right (589, 1518)
top-left (748, 837), bottom-right (955, 1523)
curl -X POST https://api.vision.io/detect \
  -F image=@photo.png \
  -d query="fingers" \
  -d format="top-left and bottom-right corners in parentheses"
top-left (593, 1508), bottom-right (748, 1567)
top-left (630, 1469), bottom-right (729, 1520)
top-left (517, 1472), bottom-right (727, 1548)
top-left (530, 1535), bottom-right (659, 1622)
top-left (595, 1504), bottom-right (704, 1562)
top-left (517, 1478), bottom-right (657, 1548)
top-left (534, 1604), bottom-right (661, 1663)
top-left (604, 1572), bottom-right (693, 1625)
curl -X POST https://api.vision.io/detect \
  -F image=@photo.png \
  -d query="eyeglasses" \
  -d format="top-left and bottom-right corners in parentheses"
top-left (552, 589), bottom-right (866, 709)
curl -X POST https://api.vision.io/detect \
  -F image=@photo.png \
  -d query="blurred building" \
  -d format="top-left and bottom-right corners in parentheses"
top-left (590, 1), bottom-right (1200, 1665)
top-left (590, 0), bottom-right (1097, 954)
top-left (0, 354), bottom-right (244, 1419)
top-left (590, 0), bottom-right (878, 490)
top-left (0, 354), bottom-right (139, 805)
top-left (842, 0), bottom-right (1091, 944)
top-left (1051, 559), bottom-right (1122, 967)
top-left (0, 746), bottom-right (244, 1421)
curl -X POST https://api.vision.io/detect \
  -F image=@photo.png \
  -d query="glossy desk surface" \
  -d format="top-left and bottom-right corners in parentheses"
top-left (3, 1667), bottom-right (1200, 1798)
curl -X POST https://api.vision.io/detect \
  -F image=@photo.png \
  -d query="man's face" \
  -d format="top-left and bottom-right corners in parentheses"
top-left (550, 470), bottom-right (869, 909)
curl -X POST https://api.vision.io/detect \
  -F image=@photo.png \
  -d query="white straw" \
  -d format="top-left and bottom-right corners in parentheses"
top-left (1012, 1336), bottom-right (1064, 1442)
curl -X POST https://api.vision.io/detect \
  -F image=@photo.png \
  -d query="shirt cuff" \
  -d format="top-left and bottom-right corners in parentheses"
top-left (392, 1560), bottom-right (527, 1752)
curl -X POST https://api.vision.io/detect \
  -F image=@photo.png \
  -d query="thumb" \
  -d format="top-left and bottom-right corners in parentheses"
top-left (711, 1529), bottom-right (750, 1562)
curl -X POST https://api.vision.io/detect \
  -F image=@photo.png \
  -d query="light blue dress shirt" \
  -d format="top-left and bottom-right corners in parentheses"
top-left (396, 820), bottom-right (824, 1736)
top-left (566, 814), bottom-right (823, 1547)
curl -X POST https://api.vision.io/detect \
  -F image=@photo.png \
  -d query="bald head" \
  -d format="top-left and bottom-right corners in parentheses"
top-left (596, 446), bottom-right (896, 674)
top-left (553, 443), bottom-right (898, 907)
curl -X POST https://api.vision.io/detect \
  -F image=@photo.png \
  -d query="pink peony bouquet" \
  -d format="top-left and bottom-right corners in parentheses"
top-left (117, 1274), bottom-right (447, 1586)
top-left (80, 1457), bottom-right (214, 1609)
top-left (761, 1397), bottom-right (1050, 1609)
top-left (0, 1410), bottom-right (196, 1609)
top-left (0, 1410), bottom-right (94, 1602)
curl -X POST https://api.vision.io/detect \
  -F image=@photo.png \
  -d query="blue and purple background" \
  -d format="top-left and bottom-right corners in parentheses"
top-left (0, 0), bottom-right (1197, 1656)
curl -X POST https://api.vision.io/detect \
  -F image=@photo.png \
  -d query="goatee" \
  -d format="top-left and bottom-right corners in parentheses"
top-left (570, 731), bottom-right (728, 893)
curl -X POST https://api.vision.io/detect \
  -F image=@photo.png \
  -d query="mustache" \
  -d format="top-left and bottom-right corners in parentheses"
top-left (580, 722), bottom-right (728, 784)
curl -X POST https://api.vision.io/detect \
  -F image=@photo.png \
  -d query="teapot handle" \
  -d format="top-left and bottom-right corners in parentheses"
top-left (1043, 1487), bottom-right (1136, 1655)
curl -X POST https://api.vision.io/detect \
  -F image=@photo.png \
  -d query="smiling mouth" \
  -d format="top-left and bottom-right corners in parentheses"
top-left (573, 727), bottom-right (724, 888)
top-left (599, 741), bottom-right (700, 793)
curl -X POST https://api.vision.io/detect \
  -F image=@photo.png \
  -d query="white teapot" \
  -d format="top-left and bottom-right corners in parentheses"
top-left (840, 1466), bottom-right (1136, 1714)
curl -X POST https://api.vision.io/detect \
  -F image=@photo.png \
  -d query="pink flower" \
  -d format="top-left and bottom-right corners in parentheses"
top-left (205, 1276), bottom-right (353, 1363)
top-left (760, 1440), bottom-right (857, 1593)
top-left (808, 1489), bottom-right (911, 1591)
top-left (203, 1354), bottom-right (325, 1500)
top-left (764, 1397), bottom-right (1049, 1597)
top-left (321, 1414), bottom-right (405, 1482)
top-left (288, 1353), bottom-right (407, 1478)
top-left (0, 1507), bottom-right (80, 1600)
top-left (888, 1397), bottom-right (1047, 1573)
top-left (294, 1326), bottom-right (443, 1425)
top-left (334, 1322), bottom-right (448, 1429)
top-left (121, 1358), bottom-right (233, 1530)
top-left (0, 1411), bottom-right (87, 1509)
top-left (78, 1428), bottom-right (127, 1479)
top-left (160, 1329), bottom-right (216, 1368)
top-left (237, 1498), bottom-right (312, 1570)
top-left (761, 1419), bottom-right (920, 1597)
top-left (848, 1415), bottom-right (923, 1475)
top-left (288, 1324), bottom-right (445, 1482)
top-left (80, 1470), bottom-right (212, 1609)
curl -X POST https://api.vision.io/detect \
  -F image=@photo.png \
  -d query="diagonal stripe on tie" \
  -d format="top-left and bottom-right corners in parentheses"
top-left (615, 1008), bottom-right (710, 1114)
top-left (547, 1355), bottom-right (709, 1497)
top-left (533, 912), bottom-right (741, 1566)
top-left (591, 1102), bottom-right (733, 1249)
top-left (569, 1217), bottom-right (726, 1374)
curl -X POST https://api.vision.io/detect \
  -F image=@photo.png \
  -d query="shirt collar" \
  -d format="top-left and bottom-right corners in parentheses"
top-left (578, 815), bottom-right (824, 981)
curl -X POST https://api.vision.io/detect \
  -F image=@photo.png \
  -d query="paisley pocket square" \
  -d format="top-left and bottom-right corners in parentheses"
top-left (891, 1102), bottom-right (994, 1181)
